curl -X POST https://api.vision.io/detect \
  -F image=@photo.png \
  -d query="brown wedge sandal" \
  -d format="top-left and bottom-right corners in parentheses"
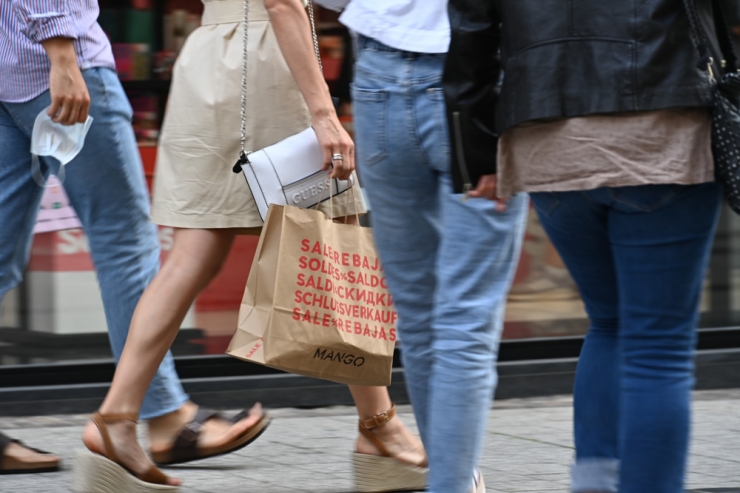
top-left (352, 404), bottom-right (428, 493)
top-left (72, 412), bottom-right (179, 493)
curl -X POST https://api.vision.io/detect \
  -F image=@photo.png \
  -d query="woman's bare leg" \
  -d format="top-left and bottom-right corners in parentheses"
top-left (82, 228), bottom-right (260, 483)
top-left (103, 228), bottom-right (236, 413)
top-left (338, 214), bottom-right (425, 465)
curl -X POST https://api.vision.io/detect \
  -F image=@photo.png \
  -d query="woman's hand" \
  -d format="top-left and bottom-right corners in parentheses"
top-left (313, 113), bottom-right (355, 180)
top-left (468, 174), bottom-right (509, 211)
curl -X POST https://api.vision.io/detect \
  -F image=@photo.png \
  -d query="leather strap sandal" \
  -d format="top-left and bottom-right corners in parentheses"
top-left (353, 404), bottom-right (428, 493)
top-left (73, 412), bottom-right (179, 492)
top-left (150, 407), bottom-right (271, 466)
top-left (0, 432), bottom-right (59, 474)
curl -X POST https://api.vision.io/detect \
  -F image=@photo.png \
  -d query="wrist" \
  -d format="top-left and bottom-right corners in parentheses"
top-left (41, 38), bottom-right (78, 66)
top-left (310, 106), bottom-right (336, 122)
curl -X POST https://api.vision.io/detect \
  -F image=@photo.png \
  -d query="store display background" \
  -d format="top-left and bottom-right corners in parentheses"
top-left (2, 2), bottom-right (740, 366)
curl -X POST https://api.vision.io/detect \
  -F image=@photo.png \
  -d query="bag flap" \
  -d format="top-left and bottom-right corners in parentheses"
top-left (248, 128), bottom-right (325, 186)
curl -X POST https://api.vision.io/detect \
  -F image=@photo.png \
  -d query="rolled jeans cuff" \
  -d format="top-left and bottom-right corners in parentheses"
top-left (571, 458), bottom-right (619, 493)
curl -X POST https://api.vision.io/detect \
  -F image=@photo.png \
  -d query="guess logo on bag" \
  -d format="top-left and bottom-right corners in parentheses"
top-left (283, 171), bottom-right (333, 209)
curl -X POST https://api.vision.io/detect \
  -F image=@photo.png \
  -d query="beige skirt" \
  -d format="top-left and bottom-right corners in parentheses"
top-left (151, 0), bottom-right (366, 229)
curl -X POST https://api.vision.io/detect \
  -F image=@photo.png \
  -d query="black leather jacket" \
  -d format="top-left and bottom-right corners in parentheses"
top-left (442, 0), bottom-right (725, 194)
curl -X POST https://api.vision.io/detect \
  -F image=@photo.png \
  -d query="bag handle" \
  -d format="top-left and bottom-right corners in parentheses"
top-left (238, 1), bottom-right (323, 161)
top-left (682, 0), bottom-right (738, 80)
top-left (313, 177), bottom-right (361, 224)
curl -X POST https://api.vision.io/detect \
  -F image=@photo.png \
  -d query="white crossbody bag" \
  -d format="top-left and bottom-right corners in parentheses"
top-left (231, 0), bottom-right (354, 221)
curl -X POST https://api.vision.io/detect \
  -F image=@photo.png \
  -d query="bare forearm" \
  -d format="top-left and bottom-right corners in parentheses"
top-left (40, 37), bottom-right (90, 124)
top-left (264, 0), bottom-right (335, 122)
top-left (41, 37), bottom-right (77, 66)
top-left (264, 0), bottom-right (354, 180)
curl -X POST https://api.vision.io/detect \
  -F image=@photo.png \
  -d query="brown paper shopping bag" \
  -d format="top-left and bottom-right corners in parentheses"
top-left (226, 203), bottom-right (396, 386)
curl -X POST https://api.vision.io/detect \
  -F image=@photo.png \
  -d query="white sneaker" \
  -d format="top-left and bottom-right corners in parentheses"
top-left (471, 469), bottom-right (486, 493)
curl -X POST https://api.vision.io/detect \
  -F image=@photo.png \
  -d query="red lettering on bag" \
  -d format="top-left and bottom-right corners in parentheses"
top-left (246, 340), bottom-right (262, 358)
top-left (301, 239), bottom-right (310, 252)
top-left (298, 256), bottom-right (307, 269)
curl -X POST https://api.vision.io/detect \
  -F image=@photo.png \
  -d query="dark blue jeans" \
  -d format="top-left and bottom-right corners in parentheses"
top-left (530, 183), bottom-right (721, 493)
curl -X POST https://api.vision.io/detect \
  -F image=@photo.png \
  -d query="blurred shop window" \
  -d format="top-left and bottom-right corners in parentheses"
top-left (726, 0), bottom-right (740, 52)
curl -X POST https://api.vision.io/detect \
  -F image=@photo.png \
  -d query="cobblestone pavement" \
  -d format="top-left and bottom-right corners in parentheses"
top-left (1, 390), bottom-right (739, 492)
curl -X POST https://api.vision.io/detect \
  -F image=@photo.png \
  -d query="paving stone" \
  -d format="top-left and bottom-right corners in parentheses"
top-left (1, 390), bottom-right (740, 492)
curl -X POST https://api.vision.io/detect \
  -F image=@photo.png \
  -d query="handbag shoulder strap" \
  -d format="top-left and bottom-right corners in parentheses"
top-left (238, 1), bottom-right (322, 157)
top-left (683, 0), bottom-right (738, 77)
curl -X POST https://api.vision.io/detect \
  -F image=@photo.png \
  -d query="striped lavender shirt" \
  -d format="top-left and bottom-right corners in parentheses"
top-left (0, 0), bottom-right (116, 103)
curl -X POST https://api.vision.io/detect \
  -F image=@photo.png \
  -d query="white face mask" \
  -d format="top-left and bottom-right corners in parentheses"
top-left (30, 106), bottom-right (93, 186)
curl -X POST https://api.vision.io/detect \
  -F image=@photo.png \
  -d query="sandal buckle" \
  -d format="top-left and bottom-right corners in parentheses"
top-left (179, 422), bottom-right (202, 445)
top-left (361, 404), bottom-right (397, 430)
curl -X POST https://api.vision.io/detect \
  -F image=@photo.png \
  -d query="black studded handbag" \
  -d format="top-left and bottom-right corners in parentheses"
top-left (684, 0), bottom-right (740, 214)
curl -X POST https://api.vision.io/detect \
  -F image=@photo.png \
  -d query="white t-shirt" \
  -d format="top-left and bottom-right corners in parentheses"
top-left (318, 0), bottom-right (450, 54)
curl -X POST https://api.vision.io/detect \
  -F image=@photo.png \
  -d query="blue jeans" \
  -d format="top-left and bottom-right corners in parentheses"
top-left (0, 67), bottom-right (188, 419)
top-left (530, 183), bottom-right (721, 493)
top-left (352, 35), bottom-right (528, 493)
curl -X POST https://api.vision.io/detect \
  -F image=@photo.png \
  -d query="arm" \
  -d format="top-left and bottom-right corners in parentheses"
top-left (264, 0), bottom-right (354, 180)
top-left (442, 0), bottom-right (502, 200)
top-left (41, 38), bottom-right (90, 124)
top-left (12, 1), bottom-right (90, 124)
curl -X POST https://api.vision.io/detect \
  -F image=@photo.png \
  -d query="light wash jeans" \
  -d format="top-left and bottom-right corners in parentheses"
top-left (530, 183), bottom-right (721, 493)
top-left (352, 35), bottom-right (528, 493)
top-left (0, 67), bottom-right (188, 419)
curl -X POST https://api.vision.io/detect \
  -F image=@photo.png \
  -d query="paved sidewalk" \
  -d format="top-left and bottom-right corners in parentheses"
top-left (1, 390), bottom-right (739, 492)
